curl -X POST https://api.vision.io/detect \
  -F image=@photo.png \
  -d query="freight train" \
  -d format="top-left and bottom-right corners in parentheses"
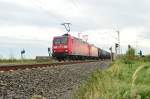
top-left (52, 34), bottom-right (110, 61)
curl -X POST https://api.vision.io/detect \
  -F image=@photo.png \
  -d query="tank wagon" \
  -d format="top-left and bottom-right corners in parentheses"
top-left (98, 48), bottom-right (111, 59)
top-left (52, 34), bottom-right (110, 61)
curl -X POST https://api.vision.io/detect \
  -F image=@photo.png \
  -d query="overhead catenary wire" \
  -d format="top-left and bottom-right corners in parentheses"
top-left (31, 0), bottom-right (93, 33)
top-left (30, 0), bottom-right (117, 50)
top-left (30, 0), bottom-right (70, 23)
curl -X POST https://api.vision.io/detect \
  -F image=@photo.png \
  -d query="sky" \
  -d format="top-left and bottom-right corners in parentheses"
top-left (0, 0), bottom-right (150, 59)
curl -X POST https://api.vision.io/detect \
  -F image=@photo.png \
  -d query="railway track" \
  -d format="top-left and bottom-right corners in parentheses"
top-left (0, 61), bottom-right (110, 99)
top-left (0, 60), bottom-right (97, 72)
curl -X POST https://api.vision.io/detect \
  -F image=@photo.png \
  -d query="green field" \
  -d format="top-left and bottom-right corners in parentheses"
top-left (0, 59), bottom-right (53, 65)
top-left (75, 57), bottom-right (150, 99)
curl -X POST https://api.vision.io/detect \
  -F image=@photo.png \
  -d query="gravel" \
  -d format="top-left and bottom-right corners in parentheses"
top-left (0, 61), bottom-right (110, 99)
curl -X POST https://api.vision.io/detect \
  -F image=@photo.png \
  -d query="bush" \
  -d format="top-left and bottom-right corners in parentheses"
top-left (121, 48), bottom-right (136, 65)
top-left (126, 47), bottom-right (135, 60)
top-left (143, 55), bottom-right (150, 62)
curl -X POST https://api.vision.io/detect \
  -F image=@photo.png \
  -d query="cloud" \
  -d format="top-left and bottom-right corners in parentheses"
top-left (0, 0), bottom-right (150, 57)
top-left (0, 26), bottom-right (64, 40)
top-left (138, 32), bottom-right (150, 40)
top-left (70, 0), bottom-right (150, 29)
top-left (0, 36), bottom-right (51, 59)
top-left (0, 1), bottom-right (63, 27)
top-left (1, 0), bottom-right (150, 31)
top-left (0, 26), bottom-right (65, 58)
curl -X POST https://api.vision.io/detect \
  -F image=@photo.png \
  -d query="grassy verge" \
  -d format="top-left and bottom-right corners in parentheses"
top-left (75, 59), bottom-right (150, 99)
top-left (0, 59), bottom-right (53, 65)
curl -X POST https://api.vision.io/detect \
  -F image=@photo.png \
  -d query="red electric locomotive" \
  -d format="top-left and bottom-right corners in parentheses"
top-left (52, 34), bottom-right (99, 61)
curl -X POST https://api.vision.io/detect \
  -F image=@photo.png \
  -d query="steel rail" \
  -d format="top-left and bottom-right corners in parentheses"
top-left (0, 61), bottom-right (97, 72)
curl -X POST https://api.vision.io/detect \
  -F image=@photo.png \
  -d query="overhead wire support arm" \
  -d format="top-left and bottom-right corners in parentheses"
top-left (61, 23), bottom-right (71, 34)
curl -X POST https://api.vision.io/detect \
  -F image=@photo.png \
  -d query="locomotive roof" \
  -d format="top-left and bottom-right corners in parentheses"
top-left (54, 33), bottom-right (97, 47)
top-left (53, 34), bottom-right (110, 53)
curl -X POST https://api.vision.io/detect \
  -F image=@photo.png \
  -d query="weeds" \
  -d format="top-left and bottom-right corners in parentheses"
top-left (75, 58), bottom-right (150, 99)
top-left (31, 95), bottom-right (46, 99)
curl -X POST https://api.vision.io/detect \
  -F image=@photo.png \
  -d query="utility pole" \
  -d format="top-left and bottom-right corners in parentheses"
top-left (82, 35), bottom-right (88, 42)
top-left (61, 23), bottom-right (71, 34)
top-left (109, 47), bottom-right (113, 62)
top-left (116, 30), bottom-right (120, 55)
top-left (115, 43), bottom-right (119, 54)
top-left (135, 38), bottom-right (139, 55)
top-left (78, 33), bottom-right (82, 39)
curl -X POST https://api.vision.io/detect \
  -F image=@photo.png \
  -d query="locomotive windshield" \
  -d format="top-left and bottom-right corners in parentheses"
top-left (53, 37), bottom-right (68, 44)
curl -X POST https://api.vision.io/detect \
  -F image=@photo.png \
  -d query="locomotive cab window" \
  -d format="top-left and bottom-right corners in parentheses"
top-left (53, 37), bottom-right (68, 44)
top-left (53, 38), bottom-right (61, 44)
top-left (61, 37), bottom-right (68, 44)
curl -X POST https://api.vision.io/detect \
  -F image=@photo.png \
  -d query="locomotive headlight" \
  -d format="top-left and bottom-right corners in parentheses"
top-left (64, 45), bottom-right (68, 48)
top-left (65, 50), bottom-right (68, 52)
top-left (53, 46), bottom-right (57, 49)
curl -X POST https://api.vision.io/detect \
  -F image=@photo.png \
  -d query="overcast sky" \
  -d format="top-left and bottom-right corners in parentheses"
top-left (0, 0), bottom-right (150, 59)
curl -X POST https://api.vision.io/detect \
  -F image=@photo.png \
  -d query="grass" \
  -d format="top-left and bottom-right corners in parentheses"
top-left (75, 57), bottom-right (150, 99)
top-left (31, 95), bottom-right (46, 99)
top-left (0, 59), bottom-right (53, 65)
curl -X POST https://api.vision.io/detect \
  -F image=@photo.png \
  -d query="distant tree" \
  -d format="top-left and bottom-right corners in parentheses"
top-left (138, 50), bottom-right (143, 57)
top-left (126, 47), bottom-right (135, 60)
top-left (122, 46), bottom-right (136, 66)
top-left (124, 47), bottom-right (136, 68)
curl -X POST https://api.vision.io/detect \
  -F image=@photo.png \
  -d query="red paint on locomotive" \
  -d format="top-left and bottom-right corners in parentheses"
top-left (52, 34), bottom-right (109, 60)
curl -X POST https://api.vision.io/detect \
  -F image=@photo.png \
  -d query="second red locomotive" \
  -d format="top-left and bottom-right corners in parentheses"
top-left (52, 34), bottom-right (110, 61)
